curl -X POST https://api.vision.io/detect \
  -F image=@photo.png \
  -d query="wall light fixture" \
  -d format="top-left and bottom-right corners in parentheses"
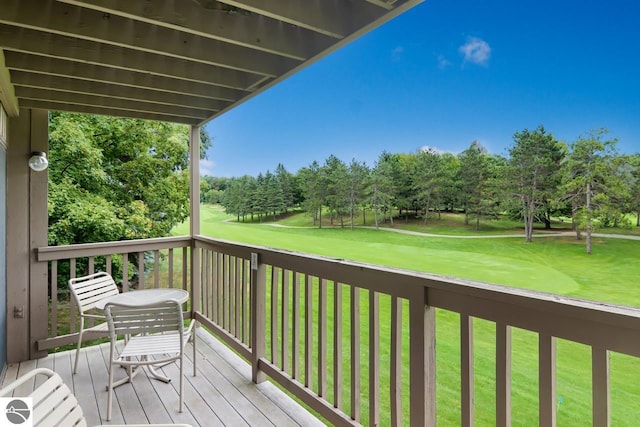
top-left (28, 151), bottom-right (48, 172)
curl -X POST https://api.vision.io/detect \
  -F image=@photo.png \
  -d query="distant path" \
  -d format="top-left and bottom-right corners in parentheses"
top-left (225, 219), bottom-right (640, 241)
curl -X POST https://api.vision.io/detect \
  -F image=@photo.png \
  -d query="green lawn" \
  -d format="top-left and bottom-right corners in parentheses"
top-left (174, 206), bottom-right (640, 425)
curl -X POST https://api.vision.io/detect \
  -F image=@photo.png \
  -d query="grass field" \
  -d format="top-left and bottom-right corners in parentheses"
top-left (174, 206), bottom-right (640, 425)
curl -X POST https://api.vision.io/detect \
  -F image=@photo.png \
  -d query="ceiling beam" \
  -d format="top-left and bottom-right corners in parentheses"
top-left (16, 86), bottom-right (212, 120)
top-left (56, 0), bottom-right (336, 61)
top-left (0, 25), bottom-right (265, 90)
top-left (1, 0), bottom-right (298, 77)
top-left (218, 0), bottom-right (392, 39)
top-left (20, 98), bottom-right (200, 124)
top-left (11, 71), bottom-right (231, 111)
top-left (3, 51), bottom-right (251, 101)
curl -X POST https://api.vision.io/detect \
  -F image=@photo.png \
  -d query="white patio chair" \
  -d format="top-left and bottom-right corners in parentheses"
top-left (0, 367), bottom-right (192, 427)
top-left (104, 299), bottom-right (196, 421)
top-left (69, 272), bottom-right (120, 374)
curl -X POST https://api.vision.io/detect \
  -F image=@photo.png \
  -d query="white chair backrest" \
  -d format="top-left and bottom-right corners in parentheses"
top-left (0, 368), bottom-right (88, 427)
top-left (69, 272), bottom-right (120, 313)
top-left (104, 299), bottom-right (184, 338)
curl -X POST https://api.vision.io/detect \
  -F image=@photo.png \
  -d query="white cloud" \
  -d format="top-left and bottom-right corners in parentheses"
top-left (437, 54), bottom-right (452, 69)
top-left (199, 158), bottom-right (216, 177)
top-left (392, 45), bottom-right (404, 61)
top-left (459, 37), bottom-right (491, 66)
top-left (420, 145), bottom-right (453, 155)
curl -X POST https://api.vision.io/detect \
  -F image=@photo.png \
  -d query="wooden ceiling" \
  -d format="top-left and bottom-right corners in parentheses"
top-left (0, 0), bottom-right (422, 126)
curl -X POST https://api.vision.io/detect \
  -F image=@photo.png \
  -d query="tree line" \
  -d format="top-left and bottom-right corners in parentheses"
top-left (208, 126), bottom-right (640, 254)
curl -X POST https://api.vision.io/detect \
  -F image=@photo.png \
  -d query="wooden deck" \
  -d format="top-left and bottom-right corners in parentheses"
top-left (1, 329), bottom-right (327, 427)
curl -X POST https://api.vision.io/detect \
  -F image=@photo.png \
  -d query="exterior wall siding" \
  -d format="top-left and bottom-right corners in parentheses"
top-left (0, 104), bottom-right (7, 373)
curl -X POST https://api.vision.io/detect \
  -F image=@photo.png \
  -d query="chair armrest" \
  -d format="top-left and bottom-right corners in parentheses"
top-left (81, 313), bottom-right (106, 320)
top-left (0, 368), bottom-right (55, 396)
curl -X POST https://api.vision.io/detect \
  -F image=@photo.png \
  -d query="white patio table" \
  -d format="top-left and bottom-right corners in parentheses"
top-left (95, 288), bottom-right (189, 311)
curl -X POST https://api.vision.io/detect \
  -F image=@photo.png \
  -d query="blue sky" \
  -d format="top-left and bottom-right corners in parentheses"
top-left (202, 0), bottom-right (640, 177)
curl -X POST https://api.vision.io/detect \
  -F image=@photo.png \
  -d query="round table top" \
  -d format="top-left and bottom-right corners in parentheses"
top-left (95, 288), bottom-right (189, 311)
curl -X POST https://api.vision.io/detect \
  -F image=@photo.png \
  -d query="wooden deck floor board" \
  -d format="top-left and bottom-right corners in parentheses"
top-left (195, 333), bottom-right (300, 427)
top-left (1, 328), bottom-right (326, 426)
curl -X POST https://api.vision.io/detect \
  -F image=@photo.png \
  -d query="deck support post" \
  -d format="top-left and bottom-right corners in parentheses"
top-left (251, 252), bottom-right (266, 383)
top-left (409, 287), bottom-right (435, 426)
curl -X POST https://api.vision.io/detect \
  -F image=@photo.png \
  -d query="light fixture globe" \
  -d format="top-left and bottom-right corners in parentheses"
top-left (28, 152), bottom-right (49, 172)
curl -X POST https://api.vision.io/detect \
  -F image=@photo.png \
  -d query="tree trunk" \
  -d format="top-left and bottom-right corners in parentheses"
top-left (423, 202), bottom-right (429, 225)
top-left (319, 206), bottom-right (322, 229)
top-left (476, 216), bottom-right (480, 231)
top-left (350, 207), bottom-right (354, 230)
top-left (374, 206), bottom-right (379, 230)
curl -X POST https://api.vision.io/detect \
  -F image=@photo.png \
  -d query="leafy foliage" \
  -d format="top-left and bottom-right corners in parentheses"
top-left (48, 112), bottom-right (210, 245)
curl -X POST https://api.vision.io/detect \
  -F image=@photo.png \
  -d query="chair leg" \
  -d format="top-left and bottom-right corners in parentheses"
top-left (179, 355), bottom-right (184, 413)
top-left (192, 326), bottom-right (197, 377)
top-left (107, 346), bottom-right (115, 421)
top-left (73, 328), bottom-right (84, 374)
top-left (107, 367), bottom-right (113, 420)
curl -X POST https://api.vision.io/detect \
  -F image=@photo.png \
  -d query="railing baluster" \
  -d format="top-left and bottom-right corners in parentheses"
top-left (242, 258), bottom-right (249, 345)
top-left (203, 249), bottom-right (210, 318)
top-left (181, 246), bottom-right (188, 292)
top-left (137, 252), bottom-right (144, 289)
top-left (235, 257), bottom-right (242, 340)
top-left (168, 249), bottom-right (174, 288)
top-left (592, 347), bottom-right (610, 427)
top-left (461, 313), bottom-right (474, 427)
top-left (351, 286), bottom-right (361, 422)
top-left (369, 290), bottom-right (380, 427)
top-left (106, 254), bottom-right (112, 276)
top-left (334, 281), bottom-right (343, 411)
top-left (496, 323), bottom-right (512, 427)
top-left (229, 256), bottom-right (238, 336)
top-left (318, 278), bottom-right (328, 398)
top-left (539, 334), bottom-right (556, 427)
top-left (153, 250), bottom-right (160, 288)
top-left (213, 252), bottom-right (220, 324)
top-left (50, 261), bottom-right (58, 337)
top-left (70, 258), bottom-right (77, 333)
top-left (292, 272), bottom-right (301, 380)
top-left (281, 269), bottom-right (290, 372)
top-left (87, 257), bottom-right (95, 328)
top-left (223, 253), bottom-right (229, 330)
top-left (271, 266), bottom-right (279, 364)
top-left (390, 296), bottom-right (402, 427)
top-left (191, 247), bottom-right (201, 314)
top-left (305, 274), bottom-right (313, 389)
top-left (122, 253), bottom-right (129, 292)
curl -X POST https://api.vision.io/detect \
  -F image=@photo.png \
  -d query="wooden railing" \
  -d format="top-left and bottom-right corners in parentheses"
top-left (36, 235), bottom-right (640, 426)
